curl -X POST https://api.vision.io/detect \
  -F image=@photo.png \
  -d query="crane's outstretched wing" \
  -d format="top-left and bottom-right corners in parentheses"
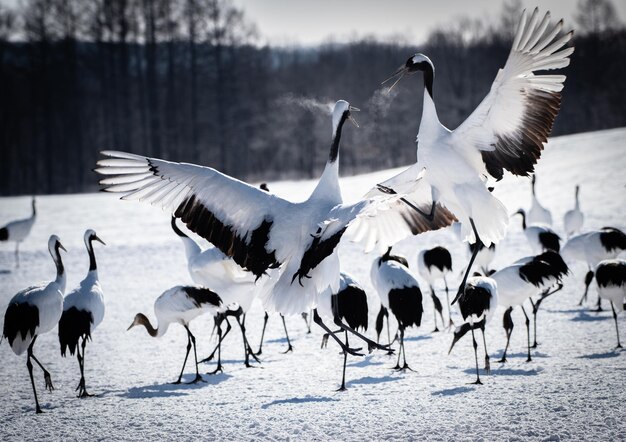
top-left (96, 151), bottom-right (294, 278)
top-left (451, 8), bottom-right (574, 180)
top-left (348, 165), bottom-right (457, 252)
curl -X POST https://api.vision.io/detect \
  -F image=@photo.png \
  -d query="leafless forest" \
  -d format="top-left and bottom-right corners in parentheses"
top-left (0, 0), bottom-right (623, 195)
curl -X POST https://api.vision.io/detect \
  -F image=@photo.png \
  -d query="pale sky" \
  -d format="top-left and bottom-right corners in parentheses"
top-left (231, 0), bottom-right (626, 45)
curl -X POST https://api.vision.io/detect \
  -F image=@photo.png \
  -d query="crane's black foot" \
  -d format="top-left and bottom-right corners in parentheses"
top-left (254, 349), bottom-right (263, 356)
top-left (592, 306), bottom-right (603, 312)
top-left (531, 341), bottom-right (538, 349)
top-left (368, 342), bottom-right (394, 354)
top-left (497, 357), bottom-right (507, 363)
top-left (207, 365), bottom-right (224, 375)
top-left (78, 389), bottom-right (94, 398)
top-left (35, 406), bottom-right (43, 414)
top-left (43, 372), bottom-right (54, 392)
top-left (187, 374), bottom-right (205, 384)
top-left (484, 356), bottom-right (491, 375)
top-left (616, 344), bottom-right (623, 350)
top-left (199, 354), bottom-right (215, 364)
top-left (431, 327), bottom-right (440, 333)
top-left (393, 363), bottom-right (414, 372)
top-left (282, 344), bottom-right (294, 354)
top-left (344, 347), bottom-right (364, 357)
top-left (469, 379), bottom-right (483, 385)
top-left (171, 379), bottom-right (183, 385)
top-left (526, 356), bottom-right (532, 363)
top-left (248, 349), bottom-right (261, 364)
top-left (386, 349), bottom-right (395, 356)
top-left (336, 385), bottom-right (347, 392)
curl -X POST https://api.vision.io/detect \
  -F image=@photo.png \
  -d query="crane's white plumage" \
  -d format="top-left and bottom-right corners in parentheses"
top-left (0, 197), bottom-right (37, 266)
top-left (58, 229), bottom-right (106, 397)
top-left (96, 100), bottom-right (455, 316)
top-left (595, 259), bottom-right (626, 313)
top-left (594, 259), bottom-right (626, 348)
top-left (528, 176), bottom-right (552, 226)
top-left (371, 255), bottom-right (420, 309)
top-left (515, 208), bottom-right (561, 254)
top-left (3, 235), bottom-right (66, 355)
top-left (373, 8), bottom-right (573, 247)
top-left (2, 235), bottom-right (66, 413)
top-left (562, 228), bottom-right (626, 267)
top-left (563, 185), bottom-right (584, 237)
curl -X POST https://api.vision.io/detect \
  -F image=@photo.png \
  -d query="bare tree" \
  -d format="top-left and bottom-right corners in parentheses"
top-left (575, 0), bottom-right (622, 35)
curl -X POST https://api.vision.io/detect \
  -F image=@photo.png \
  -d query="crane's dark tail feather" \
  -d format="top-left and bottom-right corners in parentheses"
top-left (0, 227), bottom-right (8, 241)
top-left (59, 307), bottom-right (93, 357)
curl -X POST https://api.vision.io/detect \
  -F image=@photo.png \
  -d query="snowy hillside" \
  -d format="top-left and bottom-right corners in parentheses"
top-left (0, 128), bottom-right (625, 440)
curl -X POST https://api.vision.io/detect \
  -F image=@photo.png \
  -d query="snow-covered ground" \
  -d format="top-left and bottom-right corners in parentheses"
top-left (1, 128), bottom-right (625, 441)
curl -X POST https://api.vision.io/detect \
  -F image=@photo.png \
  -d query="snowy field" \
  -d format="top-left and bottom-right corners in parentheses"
top-left (1, 128), bottom-right (625, 441)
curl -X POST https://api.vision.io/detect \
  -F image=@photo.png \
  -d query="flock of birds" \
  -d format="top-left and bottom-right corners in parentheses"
top-left (1, 8), bottom-right (625, 414)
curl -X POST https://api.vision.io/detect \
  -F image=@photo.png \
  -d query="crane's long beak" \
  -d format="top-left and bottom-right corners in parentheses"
top-left (348, 106), bottom-right (360, 127)
top-left (381, 64), bottom-right (408, 92)
top-left (94, 235), bottom-right (106, 246)
top-left (58, 242), bottom-right (67, 253)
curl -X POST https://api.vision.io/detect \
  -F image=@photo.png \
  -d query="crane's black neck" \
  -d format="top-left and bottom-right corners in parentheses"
top-left (519, 211), bottom-right (527, 230)
top-left (329, 112), bottom-right (349, 163)
top-left (54, 242), bottom-right (64, 276)
top-left (87, 237), bottom-right (98, 271)
top-left (423, 65), bottom-right (434, 99)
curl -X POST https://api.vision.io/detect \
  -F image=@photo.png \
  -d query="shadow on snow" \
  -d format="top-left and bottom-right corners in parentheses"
top-left (261, 395), bottom-right (338, 409)
top-left (120, 373), bottom-right (231, 399)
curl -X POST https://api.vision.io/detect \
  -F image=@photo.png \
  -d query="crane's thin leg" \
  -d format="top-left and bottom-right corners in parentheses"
top-left (27, 339), bottom-right (42, 413)
top-left (455, 219), bottom-right (482, 301)
top-left (481, 325), bottom-right (490, 374)
top-left (200, 315), bottom-right (232, 364)
top-left (29, 338), bottom-right (53, 392)
top-left (207, 318), bottom-right (224, 375)
top-left (15, 242), bottom-right (20, 268)
top-left (444, 277), bottom-right (454, 328)
top-left (281, 314), bottom-right (294, 353)
top-left (498, 307), bottom-right (514, 363)
top-left (393, 328), bottom-right (413, 371)
top-left (235, 312), bottom-right (260, 367)
top-left (530, 298), bottom-right (539, 348)
top-left (302, 312), bottom-right (312, 334)
top-left (332, 316), bottom-right (392, 353)
top-left (521, 305), bottom-right (532, 362)
top-left (431, 287), bottom-right (442, 332)
top-left (186, 328), bottom-right (204, 384)
top-left (76, 340), bottom-right (84, 392)
top-left (578, 270), bottom-right (594, 306)
top-left (337, 331), bottom-right (349, 392)
top-left (77, 337), bottom-right (93, 397)
top-left (393, 327), bottom-right (403, 370)
top-left (594, 297), bottom-right (603, 313)
top-left (470, 327), bottom-right (482, 385)
top-left (173, 329), bottom-right (192, 384)
top-left (611, 302), bottom-right (622, 349)
top-left (313, 309), bottom-right (363, 357)
top-left (255, 311), bottom-right (269, 356)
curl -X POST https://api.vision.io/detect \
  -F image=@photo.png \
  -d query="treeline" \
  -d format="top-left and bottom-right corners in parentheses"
top-left (0, 0), bottom-right (624, 196)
